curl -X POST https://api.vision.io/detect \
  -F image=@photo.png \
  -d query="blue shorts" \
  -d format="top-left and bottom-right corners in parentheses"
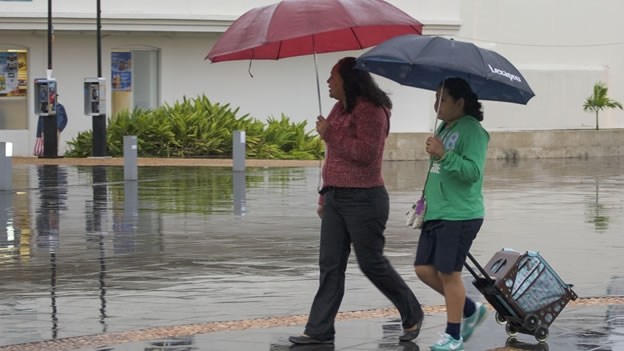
top-left (414, 219), bottom-right (483, 273)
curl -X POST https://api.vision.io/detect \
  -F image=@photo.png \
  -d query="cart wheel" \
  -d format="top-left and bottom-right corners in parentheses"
top-left (495, 312), bottom-right (507, 325)
top-left (505, 323), bottom-right (519, 337)
top-left (522, 314), bottom-right (539, 331)
top-left (534, 325), bottom-right (549, 342)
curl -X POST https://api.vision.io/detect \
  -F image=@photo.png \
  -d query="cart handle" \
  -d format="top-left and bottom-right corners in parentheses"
top-left (465, 252), bottom-right (496, 283)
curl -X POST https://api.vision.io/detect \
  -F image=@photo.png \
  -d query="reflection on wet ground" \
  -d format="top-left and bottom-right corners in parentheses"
top-left (0, 157), bottom-right (623, 349)
top-left (70, 305), bottom-right (623, 351)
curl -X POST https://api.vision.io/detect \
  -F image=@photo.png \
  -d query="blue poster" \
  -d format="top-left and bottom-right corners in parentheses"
top-left (111, 52), bottom-right (132, 92)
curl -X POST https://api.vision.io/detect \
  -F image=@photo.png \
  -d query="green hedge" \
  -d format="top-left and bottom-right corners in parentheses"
top-left (66, 95), bottom-right (323, 160)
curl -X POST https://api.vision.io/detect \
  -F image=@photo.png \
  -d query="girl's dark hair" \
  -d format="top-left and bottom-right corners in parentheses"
top-left (337, 57), bottom-right (392, 113)
top-left (441, 77), bottom-right (484, 121)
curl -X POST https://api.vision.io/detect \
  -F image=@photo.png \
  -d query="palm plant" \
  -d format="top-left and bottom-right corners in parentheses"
top-left (582, 81), bottom-right (623, 130)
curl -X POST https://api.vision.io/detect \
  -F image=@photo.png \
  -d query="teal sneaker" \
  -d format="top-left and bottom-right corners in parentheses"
top-left (430, 333), bottom-right (464, 351)
top-left (462, 301), bottom-right (488, 341)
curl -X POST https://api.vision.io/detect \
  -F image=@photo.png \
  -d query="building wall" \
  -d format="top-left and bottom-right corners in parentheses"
top-left (459, 0), bottom-right (624, 132)
top-left (386, 130), bottom-right (624, 161)
top-left (0, 0), bottom-right (459, 20)
top-left (0, 0), bottom-right (622, 156)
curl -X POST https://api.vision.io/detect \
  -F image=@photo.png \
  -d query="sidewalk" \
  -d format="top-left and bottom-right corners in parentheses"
top-left (168, 304), bottom-right (619, 351)
top-left (0, 302), bottom-right (620, 351)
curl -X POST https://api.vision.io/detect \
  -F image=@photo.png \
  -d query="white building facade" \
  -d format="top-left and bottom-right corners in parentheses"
top-left (0, 0), bottom-right (622, 156)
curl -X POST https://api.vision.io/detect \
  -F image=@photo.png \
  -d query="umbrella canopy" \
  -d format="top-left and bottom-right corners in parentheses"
top-left (355, 35), bottom-right (535, 104)
top-left (205, 0), bottom-right (423, 62)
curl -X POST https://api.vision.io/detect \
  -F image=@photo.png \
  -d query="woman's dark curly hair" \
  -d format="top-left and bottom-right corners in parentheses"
top-left (440, 77), bottom-right (484, 121)
top-left (336, 57), bottom-right (392, 113)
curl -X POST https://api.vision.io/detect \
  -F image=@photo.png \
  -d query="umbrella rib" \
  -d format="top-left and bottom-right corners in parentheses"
top-left (411, 24), bottom-right (423, 35)
top-left (474, 47), bottom-right (490, 81)
top-left (276, 40), bottom-right (282, 60)
top-left (350, 27), bottom-right (364, 49)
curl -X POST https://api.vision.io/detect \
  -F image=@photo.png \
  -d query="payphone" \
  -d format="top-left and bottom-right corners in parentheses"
top-left (34, 78), bottom-right (57, 116)
top-left (84, 78), bottom-right (106, 116)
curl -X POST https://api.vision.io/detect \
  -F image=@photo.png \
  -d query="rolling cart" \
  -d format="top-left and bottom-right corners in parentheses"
top-left (464, 249), bottom-right (578, 342)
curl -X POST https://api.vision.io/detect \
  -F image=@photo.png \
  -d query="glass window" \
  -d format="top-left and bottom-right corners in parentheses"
top-left (111, 49), bottom-right (159, 117)
top-left (0, 50), bottom-right (28, 130)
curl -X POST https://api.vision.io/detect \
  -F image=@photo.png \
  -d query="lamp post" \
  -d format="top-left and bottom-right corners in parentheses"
top-left (42, 0), bottom-right (58, 158)
top-left (47, 0), bottom-right (52, 72)
top-left (92, 0), bottom-right (107, 157)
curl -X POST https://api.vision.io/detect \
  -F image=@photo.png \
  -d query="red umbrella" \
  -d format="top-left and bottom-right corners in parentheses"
top-left (205, 0), bottom-right (422, 114)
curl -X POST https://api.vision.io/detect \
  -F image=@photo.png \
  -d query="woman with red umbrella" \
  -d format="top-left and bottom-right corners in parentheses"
top-left (289, 57), bottom-right (424, 345)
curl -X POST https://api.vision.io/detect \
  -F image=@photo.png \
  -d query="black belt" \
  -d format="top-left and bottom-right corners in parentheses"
top-left (319, 186), bottom-right (372, 195)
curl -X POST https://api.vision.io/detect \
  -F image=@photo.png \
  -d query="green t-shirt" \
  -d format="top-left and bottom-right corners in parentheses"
top-left (423, 115), bottom-right (489, 221)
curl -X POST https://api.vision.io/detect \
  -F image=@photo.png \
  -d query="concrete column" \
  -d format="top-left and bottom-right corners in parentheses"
top-left (233, 130), bottom-right (246, 172)
top-left (123, 136), bottom-right (138, 181)
top-left (0, 142), bottom-right (13, 191)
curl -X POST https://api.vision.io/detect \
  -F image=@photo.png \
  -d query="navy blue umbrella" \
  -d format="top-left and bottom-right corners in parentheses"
top-left (355, 35), bottom-right (535, 104)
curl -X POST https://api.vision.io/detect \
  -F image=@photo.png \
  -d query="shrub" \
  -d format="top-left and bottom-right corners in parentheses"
top-left (66, 95), bottom-right (323, 159)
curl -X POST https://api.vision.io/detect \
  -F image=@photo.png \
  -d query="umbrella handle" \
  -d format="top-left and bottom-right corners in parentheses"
top-left (314, 51), bottom-right (323, 116)
top-left (313, 51), bottom-right (325, 193)
top-left (432, 80), bottom-right (444, 133)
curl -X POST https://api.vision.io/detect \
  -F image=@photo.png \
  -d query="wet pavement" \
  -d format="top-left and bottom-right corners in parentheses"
top-left (90, 304), bottom-right (622, 351)
top-left (0, 157), bottom-right (623, 350)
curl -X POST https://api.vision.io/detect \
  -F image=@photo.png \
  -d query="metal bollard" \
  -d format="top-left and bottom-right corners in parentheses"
top-left (123, 180), bottom-right (138, 229)
top-left (233, 130), bottom-right (246, 172)
top-left (0, 191), bottom-right (11, 240)
top-left (123, 136), bottom-right (138, 181)
top-left (0, 142), bottom-right (13, 191)
top-left (233, 171), bottom-right (246, 216)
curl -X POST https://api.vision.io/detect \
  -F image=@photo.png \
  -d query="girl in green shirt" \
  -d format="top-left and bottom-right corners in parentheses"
top-left (414, 78), bottom-right (489, 351)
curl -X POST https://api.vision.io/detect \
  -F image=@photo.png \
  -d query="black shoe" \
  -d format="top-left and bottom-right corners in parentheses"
top-left (290, 344), bottom-right (335, 351)
top-left (399, 317), bottom-right (423, 341)
top-left (398, 341), bottom-right (421, 351)
top-left (289, 335), bottom-right (335, 345)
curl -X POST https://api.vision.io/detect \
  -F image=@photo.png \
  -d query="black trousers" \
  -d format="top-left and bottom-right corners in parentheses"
top-left (304, 186), bottom-right (423, 339)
